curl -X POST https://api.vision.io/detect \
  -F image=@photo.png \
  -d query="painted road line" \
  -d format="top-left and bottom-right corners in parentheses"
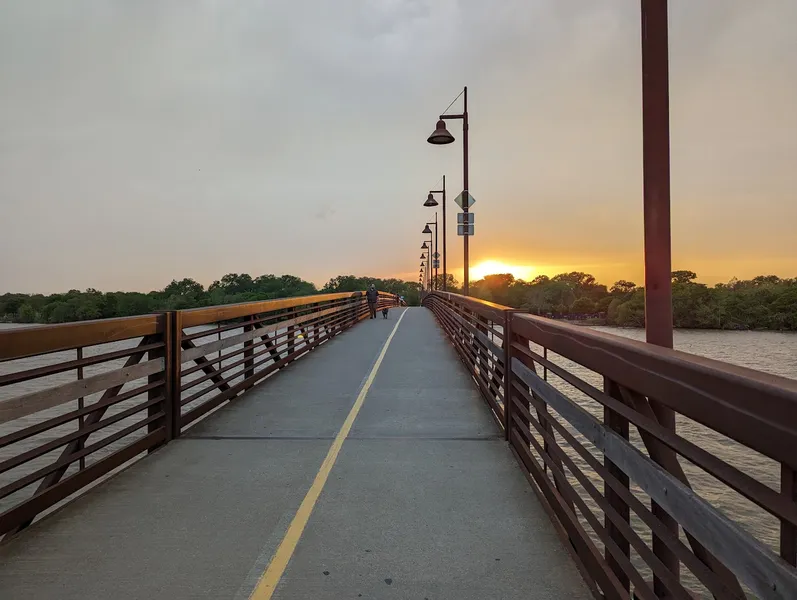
top-left (248, 308), bottom-right (408, 600)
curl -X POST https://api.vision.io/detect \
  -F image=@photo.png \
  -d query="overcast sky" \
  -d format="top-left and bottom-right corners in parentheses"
top-left (1, 1), bottom-right (795, 293)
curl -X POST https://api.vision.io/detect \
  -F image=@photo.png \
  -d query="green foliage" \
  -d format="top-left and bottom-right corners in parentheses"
top-left (322, 275), bottom-right (421, 306)
top-left (466, 271), bottom-right (797, 330)
top-left (0, 273), bottom-right (418, 324)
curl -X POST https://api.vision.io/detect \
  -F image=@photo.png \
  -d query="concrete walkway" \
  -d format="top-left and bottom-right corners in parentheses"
top-left (0, 308), bottom-right (588, 600)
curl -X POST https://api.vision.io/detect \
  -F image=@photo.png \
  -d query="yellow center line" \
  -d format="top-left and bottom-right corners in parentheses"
top-left (248, 308), bottom-right (408, 600)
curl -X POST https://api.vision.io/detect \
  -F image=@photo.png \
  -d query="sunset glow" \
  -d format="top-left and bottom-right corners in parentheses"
top-left (470, 261), bottom-right (538, 282)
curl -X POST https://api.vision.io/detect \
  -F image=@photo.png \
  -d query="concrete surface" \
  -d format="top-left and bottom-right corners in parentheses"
top-left (0, 308), bottom-right (589, 600)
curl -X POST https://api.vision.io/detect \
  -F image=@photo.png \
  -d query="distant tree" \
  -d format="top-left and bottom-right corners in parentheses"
top-left (571, 297), bottom-right (596, 314)
top-left (610, 280), bottom-right (637, 295)
top-left (671, 270), bottom-right (698, 284)
top-left (552, 272), bottom-right (591, 287)
top-left (164, 278), bottom-right (204, 297)
top-left (16, 303), bottom-right (36, 323)
top-left (431, 274), bottom-right (459, 293)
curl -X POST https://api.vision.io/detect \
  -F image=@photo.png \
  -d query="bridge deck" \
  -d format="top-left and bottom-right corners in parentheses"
top-left (0, 308), bottom-right (588, 599)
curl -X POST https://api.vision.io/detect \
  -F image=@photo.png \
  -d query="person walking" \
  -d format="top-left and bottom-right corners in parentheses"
top-left (366, 284), bottom-right (378, 319)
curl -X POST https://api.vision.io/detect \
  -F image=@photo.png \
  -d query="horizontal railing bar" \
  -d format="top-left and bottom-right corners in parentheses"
top-left (510, 312), bottom-right (797, 470)
top-left (180, 307), bottom-right (355, 390)
top-left (180, 292), bottom-right (366, 328)
top-left (512, 412), bottom-right (665, 600)
top-left (512, 357), bottom-right (797, 600)
top-left (508, 427), bottom-right (629, 599)
top-left (509, 385), bottom-right (736, 598)
top-left (0, 314), bottom-right (164, 362)
top-left (180, 308), bottom-right (358, 409)
top-left (0, 342), bottom-right (164, 388)
top-left (0, 380), bottom-right (163, 450)
top-left (180, 304), bottom-right (346, 363)
top-left (0, 395), bottom-right (163, 477)
top-left (0, 358), bottom-right (165, 425)
top-left (511, 339), bottom-right (797, 528)
top-left (179, 297), bottom-right (356, 343)
top-left (179, 325), bottom-right (338, 427)
top-left (0, 410), bottom-right (164, 501)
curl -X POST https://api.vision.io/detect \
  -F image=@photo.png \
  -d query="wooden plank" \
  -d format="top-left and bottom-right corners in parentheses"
top-left (180, 339), bottom-right (230, 393)
top-left (0, 315), bottom-right (163, 361)
top-left (0, 341), bottom-right (163, 387)
top-left (179, 292), bottom-right (362, 327)
top-left (180, 305), bottom-right (344, 363)
top-left (510, 313), bottom-right (797, 469)
top-left (0, 358), bottom-right (165, 425)
top-left (512, 357), bottom-right (797, 600)
top-left (617, 386), bottom-right (744, 596)
top-left (515, 338), bottom-right (797, 527)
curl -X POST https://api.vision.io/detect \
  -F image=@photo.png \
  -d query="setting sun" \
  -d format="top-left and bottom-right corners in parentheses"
top-left (470, 261), bottom-right (538, 282)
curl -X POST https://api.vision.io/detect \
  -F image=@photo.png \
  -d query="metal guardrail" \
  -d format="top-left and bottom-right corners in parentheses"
top-left (424, 291), bottom-right (797, 600)
top-left (0, 291), bottom-right (398, 538)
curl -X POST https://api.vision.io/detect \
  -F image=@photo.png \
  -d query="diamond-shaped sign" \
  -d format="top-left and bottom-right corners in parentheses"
top-left (454, 191), bottom-right (476, 209)
top-left (433, 252), bottom-right (440, 259)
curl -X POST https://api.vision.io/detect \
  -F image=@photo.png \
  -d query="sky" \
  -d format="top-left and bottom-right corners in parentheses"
top-left (1, 0), bottom-right (795, 294)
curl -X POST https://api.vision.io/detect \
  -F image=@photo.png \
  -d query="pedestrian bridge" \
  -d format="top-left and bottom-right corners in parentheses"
top-left (1, 292), bottom-right (796, 599)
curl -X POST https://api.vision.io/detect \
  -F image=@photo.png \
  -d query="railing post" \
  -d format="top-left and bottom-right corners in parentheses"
top-left (149, 311), bottom-right (169, 451)
top-left (243, 314), bottom-right (255, 380)
top-left (169, 310), bottom-right (183, 440)
top-left (287, 324), bottom-right (296, 364)
top-left (503, 310), bottom-right (513, 441)
top-left (782, 463), bottom-right (797, 566)
top-left (603, 377), bottom-right (631, 594)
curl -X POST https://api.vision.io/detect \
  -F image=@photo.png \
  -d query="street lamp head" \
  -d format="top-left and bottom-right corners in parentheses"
top-left (420, 254), bottom-right (426, 259)
top-left (421, 261), bottom-right (425, 267)
top-left (427, 119), bottom-right (455, 145)
top-left (421, 242), bottom-right (429, 249)
top-left (424, 193), bottom-right (438, 207)
top-left (422, 224), bottom-right (432, 234)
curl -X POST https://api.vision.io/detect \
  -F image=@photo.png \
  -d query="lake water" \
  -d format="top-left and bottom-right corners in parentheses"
top-left (1, 321), bottom-right (796, 595)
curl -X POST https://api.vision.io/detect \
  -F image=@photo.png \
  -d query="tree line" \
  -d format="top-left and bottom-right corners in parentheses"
top-left (4, 270), bottom-right (796, 330)
top-left (0, 274), bottom-right (422, 325)
top-left (464, 270), bottom-right (797, 330)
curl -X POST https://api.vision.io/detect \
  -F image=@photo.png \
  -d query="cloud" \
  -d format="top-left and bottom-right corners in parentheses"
top-left (0, 0), bottom-right (795, 293)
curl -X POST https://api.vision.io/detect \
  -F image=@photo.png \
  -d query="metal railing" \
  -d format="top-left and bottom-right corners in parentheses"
top-left (424, 291), bottom-right (797, 600)
top-left (0, 291), bottom-right (397, 538)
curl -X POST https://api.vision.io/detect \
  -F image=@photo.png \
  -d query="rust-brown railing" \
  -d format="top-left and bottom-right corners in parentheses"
top-left (0, 291), bottom-right (397, 538)
top-left (424, 291), bottom-right (797, 600)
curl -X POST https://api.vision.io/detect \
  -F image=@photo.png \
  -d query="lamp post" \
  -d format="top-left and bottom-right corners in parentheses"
top-left (640, 1), bottom-right (677, 594)
top-left (421, 242), bottom-right (430, 292)
top-left (427, 87), bottom-right (469, 295)
top-left (425, 175), bottom-right (447, 290)
top-left (423, 218), bottom-right (438, 290)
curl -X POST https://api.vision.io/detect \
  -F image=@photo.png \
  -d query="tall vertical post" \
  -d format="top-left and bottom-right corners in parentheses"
top-left (442, 175), bottom-right (447, 291)
top-left (641, 0), bottom-right (678, 594)
top-left (462, 86), bottom-right (470, 296)
top-left (434, 212), bottom-right (439, 290)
